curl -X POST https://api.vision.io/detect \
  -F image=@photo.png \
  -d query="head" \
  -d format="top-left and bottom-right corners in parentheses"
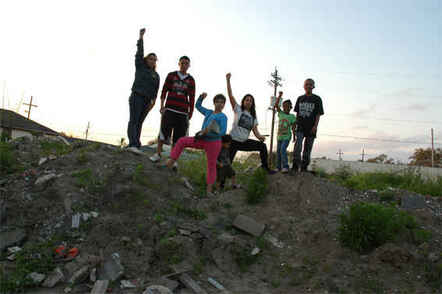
top-left (282, 99), bottom-right (292, 113)
top-left (240, 94), bottom-right (256, 118)
top-left (304, 78), bottom-right (315, 95)
top-left (178, 56), bottom-right (190, 73)
top-left (213, 94), bottom-right (226, 113)
top-left (144, 53), bottom-right (157, 71)
top-left (221, 134), bottom-right (232, 149)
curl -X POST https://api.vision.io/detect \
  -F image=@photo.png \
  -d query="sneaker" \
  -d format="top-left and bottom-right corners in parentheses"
top-left (172, 161), bottom-right (178, 172)
top-left (266, 168), bottom-right (277, 175)
top-left (281, 168), bottom-right (289, 173)
top-left (232, 184), bottom-right (241, 189)
top-left (127, 146), bottom-right (144, 155)
top-left (149, 153), bottom-right (161, 162)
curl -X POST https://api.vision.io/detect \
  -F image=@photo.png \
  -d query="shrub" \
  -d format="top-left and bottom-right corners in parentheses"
top-left (179, 152), bottom-right (207, 196)
top-left (0, 141), bottom-right (19, 175)
top-left (0, 240), bottom-right (56, 293)
top-left (246, 167), bottom-right (268, 204)
top-left (338, 202), bottom-right (418, 253)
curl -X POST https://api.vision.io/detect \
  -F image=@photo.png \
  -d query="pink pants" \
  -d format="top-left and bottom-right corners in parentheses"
top-left (170, 137), bottom-right (222, 185)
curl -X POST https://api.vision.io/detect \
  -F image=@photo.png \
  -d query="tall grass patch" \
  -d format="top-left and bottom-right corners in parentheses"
top-left (330, 168), bottom-right (442, 197)
top-left (178, 151), bottom-right (207, 196)
top-left (338, 202), bottom-right (422, 253)
top-left (0, 141), bottom-right (20, 175)
top-left (246, 167), bottom-right (268, 204)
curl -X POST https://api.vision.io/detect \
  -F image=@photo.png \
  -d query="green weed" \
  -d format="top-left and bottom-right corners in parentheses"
top-left (0, 240), bottom-right (56, 293)
top-left (0, 141), bottom-right (19, 175)
top-left (39, 139), bottom-right (71, 156)
top-left (339, 202), bottom-right (418, 253)
top-left (246, 167), bottom-right (268, 204)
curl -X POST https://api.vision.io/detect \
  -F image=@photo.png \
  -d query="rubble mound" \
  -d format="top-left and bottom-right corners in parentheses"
top-left (1, 136), bottom-right (441, 293)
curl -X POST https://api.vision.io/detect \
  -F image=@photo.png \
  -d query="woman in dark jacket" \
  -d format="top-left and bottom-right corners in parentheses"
top-left (127, 28), bottom-right (160, 153)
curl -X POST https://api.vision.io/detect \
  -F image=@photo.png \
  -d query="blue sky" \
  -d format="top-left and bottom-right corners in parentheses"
top-left (1, 0), bottom-right (441, 162)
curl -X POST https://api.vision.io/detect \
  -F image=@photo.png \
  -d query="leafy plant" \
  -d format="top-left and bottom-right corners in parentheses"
top-left (246, 167), bottom-right (268, 204)
top-left (0, 141), bottom-right (19, 175)
top-left (339, 202), bottom-right (418, 253)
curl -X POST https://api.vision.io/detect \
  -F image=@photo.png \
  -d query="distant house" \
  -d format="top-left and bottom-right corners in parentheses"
top-left (0, 108), bottom-right (58, 140)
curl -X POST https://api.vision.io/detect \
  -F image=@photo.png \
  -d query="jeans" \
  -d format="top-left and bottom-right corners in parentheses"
top-left (170, 137), bottom-right (222, 185)
top-left (292, 131), bottom-right (315, 170)
top-left (229, 139), bottom-right (270, 170)
top-left (276, 139), bottom-right (290, 170)
top-left (127, 93), bottom-right (151, 148)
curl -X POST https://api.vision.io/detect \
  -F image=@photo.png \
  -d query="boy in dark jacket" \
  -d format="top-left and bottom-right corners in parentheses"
top-left (216, 135), bottom-right (239, 191)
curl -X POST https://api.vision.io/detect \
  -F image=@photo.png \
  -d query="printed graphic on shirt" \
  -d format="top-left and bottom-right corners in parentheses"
top-left (298, 102), bottom-right (316, 118)
top-left (172, 80), bottom-right (190, 97)
top-left (238, 113), bottom-right (254, 131)
top-left (278, 118), bottom-right (291, 137)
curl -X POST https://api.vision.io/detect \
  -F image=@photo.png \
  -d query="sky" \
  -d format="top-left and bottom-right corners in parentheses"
top-left (1, 0), bottom-right (441, 162)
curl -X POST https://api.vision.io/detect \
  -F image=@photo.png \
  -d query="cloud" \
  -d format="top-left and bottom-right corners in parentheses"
top-left (349, 104), bottom-right (376, 118)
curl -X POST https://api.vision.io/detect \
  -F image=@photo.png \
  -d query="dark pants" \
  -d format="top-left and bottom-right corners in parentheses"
top-left (127, 93), bottom-right (151, 148)
top-left (230, 139), bottom-right (270, 170)
top-left (292, 131), bottom-right (315, 170)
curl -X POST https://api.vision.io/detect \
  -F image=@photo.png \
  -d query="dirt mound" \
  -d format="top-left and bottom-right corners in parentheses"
top-left (1, 137), bottom-right (441, 293)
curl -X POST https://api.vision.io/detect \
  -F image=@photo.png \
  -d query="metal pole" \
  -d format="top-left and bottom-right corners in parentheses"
top-left (269, 79), bottom-right (277, 168)
top-left (431, 128), bottom-right (434, 168)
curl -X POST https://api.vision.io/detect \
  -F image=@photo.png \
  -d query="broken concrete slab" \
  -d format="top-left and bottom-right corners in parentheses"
top-left (72, 213), bottom-right (81, 229)
top-left (35, 173), bottom-right (57, 185)
top-left (42, 267), bottom-right (65, 288)
top-left (401, 194), bottom-right (426, 210)
top-left (97, 253), bottom-right (124, 282)
top-left (68, 265), bottom-right (89, 284)
top-left (28, 272), bottom-right (46, 284)
top-left (179, 273), bottom-right (208, 294)
top-left (232, 215), bottom-right (265, 237)
top-left (91, 280), bottom-right (109, 294)
top-left (152, 277), bottom-right (179, 292)
top-left (0, 227), bottom-right (26, 252)
top-left (39, 157), bottom-right (48, 166)
top-left (143, 285), bottom-right (173, 294)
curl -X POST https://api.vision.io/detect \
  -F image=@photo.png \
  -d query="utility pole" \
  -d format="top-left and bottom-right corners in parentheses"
top-left (431, 128), bottom-right (434, 168)
top-left (85, 121), bottom-right (91, 140)
top-left (360, 148), bottom-right (368, 162)
top-left (268, 67), bottom-right (283, 168)
top-left (2, 81), bottom-right (5, 109)
top-left (337, 149), bottom-right (343, 161)
top-left (23, 96), bottom-right (38, 119)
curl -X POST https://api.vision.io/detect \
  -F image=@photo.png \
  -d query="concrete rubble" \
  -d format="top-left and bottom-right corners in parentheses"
top-left (233, 214), bottom-right (265, 237)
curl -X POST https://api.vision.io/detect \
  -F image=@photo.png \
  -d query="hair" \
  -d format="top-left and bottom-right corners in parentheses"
top-left (240, 94), bottom-right (256, 119)
top-left (144, 53), bottom-right (157, 71)
top-left (179, 56), bottom-right (190, 62)
top-left (283, 99), bottom-right (292, 106)
top-left (222, 134), bottom-right (232, 144)
top-left (305, 78), bottom-right (315, 86)
top-left (213, 94), bottom-right (226, 104)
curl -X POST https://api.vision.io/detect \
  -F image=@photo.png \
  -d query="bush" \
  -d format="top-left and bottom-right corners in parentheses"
top-left (246, 167), bottom-right (268, 204)
top-left (339, 202), bottom-right (418, 253)
top-left (0, 141), bottom-right (19, 175)
top-left (178, 152), bottom-right (207, 196)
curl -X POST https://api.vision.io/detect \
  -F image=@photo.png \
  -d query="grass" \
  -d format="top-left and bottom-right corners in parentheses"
top-left (338, 202), bottom-right (428, 253)
top-left (322, 165), bottom-right (442, 197)
top-left (39, 139), bottom-right (71, 156)
top-left (0, 141), bottom-right (20, 175)
top-left (0, 240), bottom-right (56, 293)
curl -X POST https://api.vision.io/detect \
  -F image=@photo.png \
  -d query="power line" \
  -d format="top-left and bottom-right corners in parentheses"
top-left (326, 114), bottom-right (442, 125)
top-left (321, 133), bottom-right (442, 145)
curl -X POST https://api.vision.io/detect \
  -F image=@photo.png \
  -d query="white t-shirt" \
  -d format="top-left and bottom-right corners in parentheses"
top-left (229, 104), bottom-right (258, 142)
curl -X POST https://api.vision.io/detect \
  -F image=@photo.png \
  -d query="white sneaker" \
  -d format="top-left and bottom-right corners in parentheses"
top-left (172, 161), bottom-right (178, 171)
top-left (149, 153), bottom-right (161, 162)
top-left (127, 147), bottom-right (144, 155)
top-left (281, 168), bottom-right (289, 173)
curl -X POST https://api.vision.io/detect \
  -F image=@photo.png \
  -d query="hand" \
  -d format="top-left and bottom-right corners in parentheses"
top-left (139, 28), bottom-right (146, 36)
top-left (257, 135), bottom-right (266, 142)
top-left (160, 105), bottom-right (165, 114)
top-left (200, 92), bottom-right (207, 99)
top-left (218, 163), bottom-right (223, 168)
top-left (278, 91), bottom-right (283, 97)
top-left (311, 125), bottom-right (317, 134)
top-left (226, 73), bottom-right (231, 80)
